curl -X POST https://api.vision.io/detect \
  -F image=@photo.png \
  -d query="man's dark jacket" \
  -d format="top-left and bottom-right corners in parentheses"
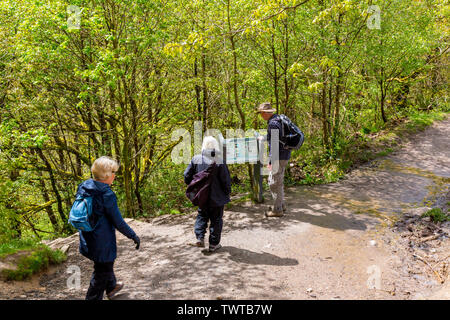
top-left (183, 149), bottom-right (231, 207)
top-left (267, 113), bottom-right (291, 163)
top-left (76, 179), bottom-right (137, 263)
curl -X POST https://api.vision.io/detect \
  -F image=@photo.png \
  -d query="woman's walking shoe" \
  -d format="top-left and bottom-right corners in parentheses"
top-left (196, 238), bottom-right (205, 247)
top-left (208, 243), bottom-right (222, 252)
top-left (106, 282), bottom-right (124, 300)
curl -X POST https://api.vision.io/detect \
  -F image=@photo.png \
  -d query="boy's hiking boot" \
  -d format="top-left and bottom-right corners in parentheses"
top-left (208, 243), bottom-right (222, 252)
top-left (106, 282), bottom-right (124, 300)
top-left (195, 238), bottom-right (205, 247)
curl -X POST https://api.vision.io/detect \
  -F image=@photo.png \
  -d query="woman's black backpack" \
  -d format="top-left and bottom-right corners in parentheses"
top-left (278, 114), bottom-right (305, 150)
top-left (185, 163), bottom-right (217, 209)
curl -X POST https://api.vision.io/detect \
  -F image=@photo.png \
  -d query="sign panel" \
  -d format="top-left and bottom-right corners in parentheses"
top-left (224, 137), bottom-right (258, 164)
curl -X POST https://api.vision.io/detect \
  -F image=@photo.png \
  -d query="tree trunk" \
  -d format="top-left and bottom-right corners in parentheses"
top-left (38, 172), bottom-right (59, 232)
top-left (283, 16), bottom-right (290, 115)
top-left (201, 51), bottom-right (208, 132)
top-left (380, 80), bottom-right (387, 123)
top-left (120, 99), bottom-right (135, 218)
top-left (321, 80), bottom-right (330, 150)
top-left (194, 58), bottom-right (202, 120)
top-left (226, 0), bottom-right (255, 199)
top-left (37, 149), bottom-right (68, 231)
top-left (271, 20), bottom-right (279, 113)
top-left (332, 70), bottom-right (342, 146)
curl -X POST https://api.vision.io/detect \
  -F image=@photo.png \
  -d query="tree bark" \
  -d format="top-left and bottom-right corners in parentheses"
top-left (36, 149), bottom-right (68, 231)
top-left (37, 172), bottom-right (59, 232)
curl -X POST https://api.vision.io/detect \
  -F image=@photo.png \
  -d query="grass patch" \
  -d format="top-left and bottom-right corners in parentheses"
top-left (375, 148), bottom-right (394, 157)
top-left (406, 111), bottom-right (447, 132)
top-left (421, 208), bottom-right (450, 223)
top-left (0, 242), bottom-right (67, 281)
top-left (226, 193), bottom-right (252, 209)
top-left (0, 238), bottom-right (39, 258)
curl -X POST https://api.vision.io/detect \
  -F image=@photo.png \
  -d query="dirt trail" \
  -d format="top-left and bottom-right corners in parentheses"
top-left (1, 117), bottom-right (449, 300)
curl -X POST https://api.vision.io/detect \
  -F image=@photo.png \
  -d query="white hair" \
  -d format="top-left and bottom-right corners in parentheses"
top-left (202, 136), bottom-right (219, 151)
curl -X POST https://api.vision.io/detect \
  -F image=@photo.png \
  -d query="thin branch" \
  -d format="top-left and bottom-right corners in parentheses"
top-left (413, 253), bottom-right (444, 284)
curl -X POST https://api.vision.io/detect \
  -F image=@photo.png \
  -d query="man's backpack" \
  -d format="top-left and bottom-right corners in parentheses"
top-left (278, 114), bottom-right (305, 150)
top-left (186, 162), bottom-right (217, 209)
top-left (68, 196), bottom-right (94, 232)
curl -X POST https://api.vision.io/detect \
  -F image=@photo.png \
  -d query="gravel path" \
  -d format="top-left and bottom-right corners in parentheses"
top-left (1, 117), bottom-right (449, 300)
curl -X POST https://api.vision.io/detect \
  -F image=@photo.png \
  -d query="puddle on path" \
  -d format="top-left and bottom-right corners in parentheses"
top-left (288, 157), bottom-right (449, 230)
top-left (376, 159), bottom-right (450, 207)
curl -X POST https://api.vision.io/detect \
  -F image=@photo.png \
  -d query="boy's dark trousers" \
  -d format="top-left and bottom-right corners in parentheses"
top-left (194, 206), bottom-right (224, 246)
top-left (85, 261), bottom-right (117, 300)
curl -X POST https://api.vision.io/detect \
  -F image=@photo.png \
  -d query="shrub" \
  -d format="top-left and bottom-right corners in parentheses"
top-left (421, 208), bottom-right (450, 223)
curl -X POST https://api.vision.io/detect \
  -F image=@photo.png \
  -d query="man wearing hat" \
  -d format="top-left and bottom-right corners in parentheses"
top-left (257, 102), bottom-right (291, 217)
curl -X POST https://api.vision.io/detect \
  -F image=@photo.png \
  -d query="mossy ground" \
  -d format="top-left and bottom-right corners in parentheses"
top-left (0, 240), bottom-right (66, 281)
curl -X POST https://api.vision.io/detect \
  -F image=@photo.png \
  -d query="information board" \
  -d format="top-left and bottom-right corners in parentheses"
top-left (223, 137), bottom-right (258, 164)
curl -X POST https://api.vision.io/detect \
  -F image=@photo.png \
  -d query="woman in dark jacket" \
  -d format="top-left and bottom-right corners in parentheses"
top-left (76, 156), bottom-right (140, 300)
top-left (184, 136), bottom-right (231, 252)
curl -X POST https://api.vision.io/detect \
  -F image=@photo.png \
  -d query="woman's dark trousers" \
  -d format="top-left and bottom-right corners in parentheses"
top-left (194, 206), bottom-right (224, 246)
top-left (85, 261), bottom-right (117, 300)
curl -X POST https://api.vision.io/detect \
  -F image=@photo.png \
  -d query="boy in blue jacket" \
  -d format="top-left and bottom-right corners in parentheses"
top-left (76, 156), bottom-right (140, 300)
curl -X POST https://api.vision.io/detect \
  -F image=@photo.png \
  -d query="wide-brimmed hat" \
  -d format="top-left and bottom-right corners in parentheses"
top-left (257, 102), bottom-right (275, 113)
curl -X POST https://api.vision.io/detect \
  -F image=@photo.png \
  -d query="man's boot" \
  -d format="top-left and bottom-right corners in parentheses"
top-left (265, 210), bottom-right (284, 217)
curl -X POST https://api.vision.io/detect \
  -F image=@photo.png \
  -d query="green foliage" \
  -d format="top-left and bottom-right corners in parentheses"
top-left (0, 238), bottom-right (39, 258)
top-left (422, 208), bottom-right (450, 223)
top-left (0, 0), bottom-right (448, 244)
top-left (139, 164), bottom-right (194, 216)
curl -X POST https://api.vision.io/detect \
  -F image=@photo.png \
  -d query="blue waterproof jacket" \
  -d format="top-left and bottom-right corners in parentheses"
top-left (184, 149), bottom-right (231, 207)
top-left (76, 179), bottom-right (137, 263)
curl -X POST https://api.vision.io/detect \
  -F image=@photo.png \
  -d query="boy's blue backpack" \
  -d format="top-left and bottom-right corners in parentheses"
top-left (68, 196), bottom-right (94, 232)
